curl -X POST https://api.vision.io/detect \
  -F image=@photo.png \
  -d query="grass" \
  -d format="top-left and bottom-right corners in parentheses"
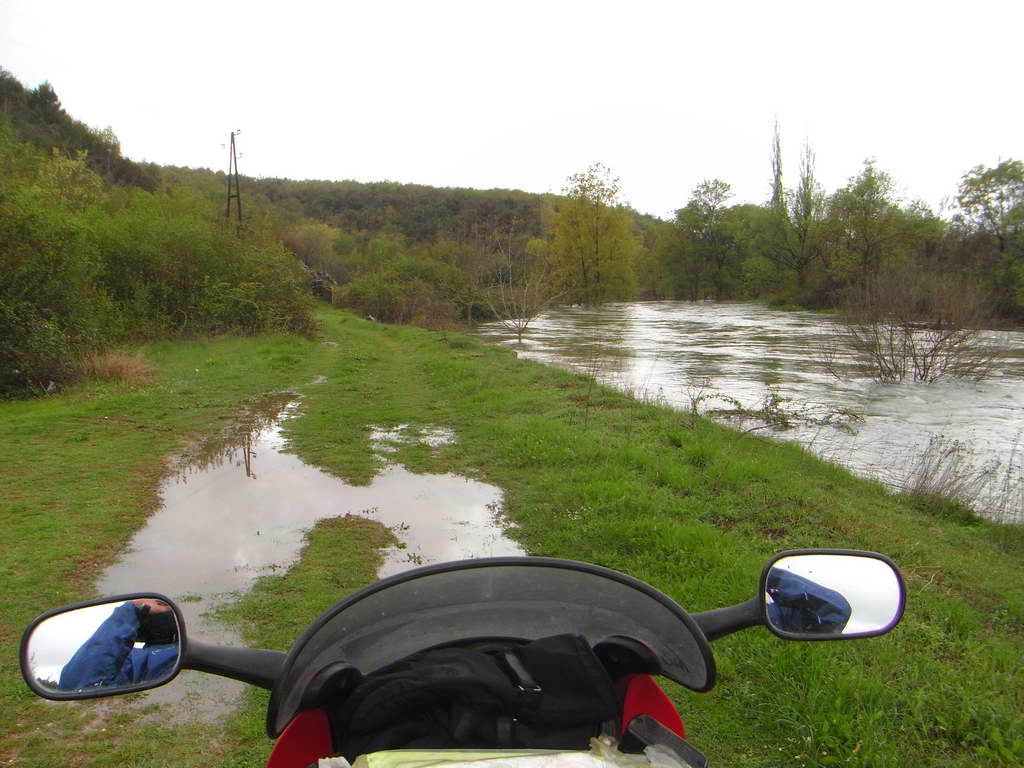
top-left (1, 305), bottom-right (1022, 767)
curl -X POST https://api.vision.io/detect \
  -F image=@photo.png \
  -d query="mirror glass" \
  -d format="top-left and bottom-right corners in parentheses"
top-left (24, 598), bottom-right (181, 695)
top-left (764, 554), bottom-right (903, 638)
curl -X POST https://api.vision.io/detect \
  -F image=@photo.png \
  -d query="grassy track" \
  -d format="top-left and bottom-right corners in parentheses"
top-left (1, 306), bottom-right (1021, 767)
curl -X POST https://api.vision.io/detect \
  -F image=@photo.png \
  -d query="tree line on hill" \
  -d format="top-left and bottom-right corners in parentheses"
top-left (242, 144), bottom-right (1022, 334)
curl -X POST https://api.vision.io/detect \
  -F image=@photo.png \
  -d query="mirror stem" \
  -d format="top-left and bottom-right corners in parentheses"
top-left (183, 641), bottom-right (286, 690)
top-left (691, 598), bottom-right (762, 642)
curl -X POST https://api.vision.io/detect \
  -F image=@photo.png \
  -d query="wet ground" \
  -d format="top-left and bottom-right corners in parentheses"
top-left (96, 395), bottom-right (523, 720)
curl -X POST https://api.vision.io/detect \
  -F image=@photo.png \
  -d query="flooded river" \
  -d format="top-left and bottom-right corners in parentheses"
top-left (97, 394), bottom-right (523, 719)
top-left (474, 301), bottom-right (1024, 522)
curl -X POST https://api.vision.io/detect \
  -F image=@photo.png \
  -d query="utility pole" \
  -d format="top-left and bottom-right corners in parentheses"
top-left (225, 130), bottom-right (242, 232)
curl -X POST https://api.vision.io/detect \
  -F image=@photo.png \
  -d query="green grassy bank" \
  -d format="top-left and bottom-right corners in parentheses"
top-left (1, 306), bottom-right (1022, 767)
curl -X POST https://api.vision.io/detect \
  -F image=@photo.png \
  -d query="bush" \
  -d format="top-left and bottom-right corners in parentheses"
top-left (0, 129), bottom-right (316, 394)
top-left (823, 271), bottom-right (1003, 382)
top-left (334, 255), bottom-right (460, 328)
top-left (0, 302), bottom-right (74, 394)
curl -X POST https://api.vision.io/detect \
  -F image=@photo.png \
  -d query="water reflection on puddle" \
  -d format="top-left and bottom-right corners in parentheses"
top-left (96, 397), bottom-right (523, 721)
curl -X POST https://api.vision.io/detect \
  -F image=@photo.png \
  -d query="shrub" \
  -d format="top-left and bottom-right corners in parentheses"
top-left (823, 271), bottom-right (1003, 382)
top-left (80, 351), bottom-right (155, 384)
top-left (0, 302), bottom-right (75, 394)
top-left (334, 255), bottom-right (460, 327)
top-left (0, 132), bottom-right (316, 394)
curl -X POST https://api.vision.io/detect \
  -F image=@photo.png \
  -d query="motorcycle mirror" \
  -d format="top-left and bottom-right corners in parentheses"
top-left (760, 550), bottom-right (905, 640)
top-left (20, 593), bottom-right (185, 700)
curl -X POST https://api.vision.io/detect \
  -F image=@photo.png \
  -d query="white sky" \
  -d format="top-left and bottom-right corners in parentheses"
top-left (2, 0), bottom-right (1021, 219)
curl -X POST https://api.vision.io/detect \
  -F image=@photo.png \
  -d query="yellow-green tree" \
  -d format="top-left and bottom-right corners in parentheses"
top-left (552, 163), bottom-right (637, 304)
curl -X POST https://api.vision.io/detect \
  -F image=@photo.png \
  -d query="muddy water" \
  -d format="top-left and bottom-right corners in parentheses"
top-left (475, 301), bottom-right (1024, 521)
top-left (97, 397), bottom-right (523, 720)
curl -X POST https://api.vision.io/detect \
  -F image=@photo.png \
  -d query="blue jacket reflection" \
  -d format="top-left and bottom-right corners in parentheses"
top-left (58, 603), bottom-right (178, 691)
top-left (766, 568), bottom-right (852, 634)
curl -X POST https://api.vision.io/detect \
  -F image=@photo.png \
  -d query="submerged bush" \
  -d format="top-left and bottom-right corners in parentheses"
top-left (821, 272), bottom-right (1004, 383)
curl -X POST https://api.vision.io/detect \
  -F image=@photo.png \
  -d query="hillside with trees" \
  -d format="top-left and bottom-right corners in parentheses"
top-left (2, 69), bottom-right (1021, 396)
top-left (0, 71), bottom-right (315, 396)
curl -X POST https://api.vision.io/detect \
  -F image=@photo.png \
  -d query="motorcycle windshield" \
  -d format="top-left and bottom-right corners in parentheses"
top-left (267, 557), bottom-right (714, 737)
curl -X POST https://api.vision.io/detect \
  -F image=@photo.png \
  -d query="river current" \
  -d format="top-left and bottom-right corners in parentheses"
top-left (474, 301), bottom-right (1024, 522)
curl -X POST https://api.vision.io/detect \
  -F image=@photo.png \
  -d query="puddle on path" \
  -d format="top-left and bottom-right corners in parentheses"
top-left (96, 396), bottom-right (523, 722)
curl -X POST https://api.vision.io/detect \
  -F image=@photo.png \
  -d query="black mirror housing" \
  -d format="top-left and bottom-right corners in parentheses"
top-left (20, 593), bottom-right (186, 701)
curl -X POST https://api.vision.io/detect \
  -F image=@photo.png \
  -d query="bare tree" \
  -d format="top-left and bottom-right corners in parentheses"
top-left (486, 221), bottom-right (562, 343)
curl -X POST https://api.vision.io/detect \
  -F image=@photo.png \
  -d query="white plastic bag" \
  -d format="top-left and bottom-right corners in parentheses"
top-left (339, 736), bottom-right (694, 768)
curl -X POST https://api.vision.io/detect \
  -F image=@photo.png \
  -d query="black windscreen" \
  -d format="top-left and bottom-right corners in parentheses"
top-left (268, 557), bottom-right (713, 736)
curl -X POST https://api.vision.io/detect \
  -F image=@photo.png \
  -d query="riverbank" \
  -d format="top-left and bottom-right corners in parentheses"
top-left (1, 306), bottom-right (1021, 767)
top-left (470, 300), bottom-right (1024, 523)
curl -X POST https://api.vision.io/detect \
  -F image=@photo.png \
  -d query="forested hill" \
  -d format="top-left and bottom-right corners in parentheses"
top-left (0, 69), bottom-right (159, 191)
top-left (257, 177), bottom-right (548, 243)
top-left (161, 166), bottom-right (660, 246)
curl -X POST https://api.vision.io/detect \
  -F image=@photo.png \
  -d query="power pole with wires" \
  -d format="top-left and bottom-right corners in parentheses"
top-left (225, 129), bottom-right (242, 231)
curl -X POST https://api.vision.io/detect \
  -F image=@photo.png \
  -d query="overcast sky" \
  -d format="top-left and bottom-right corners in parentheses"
top-left (2, 0), bottom-right (1021, 219)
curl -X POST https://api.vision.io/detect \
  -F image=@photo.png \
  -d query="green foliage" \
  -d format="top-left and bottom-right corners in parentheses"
top-left (251, 174), bottom-right (546, 244)
top-left (668, 179), bottom-right (743, 300)
top-left (761, 138), bottom-right (829, 299)
top-left (955, 159), bottom-right (1024, 317)
top-left (825, 160), bottom-right (904, 283)
top-left (88, 187), bottom-right (314, 339)
top-left (0, 115), bottom-right (314, 395)
top-left (552, 163), bottom-right (638, 304)
top-left (0, 302), bottom-right (73, 392)
top-left (279, 220), bottom-right (345, 277)
top-left (335, 253), bottom-right (461, 327)
top-left (0, 69), bottom-right (158, 190)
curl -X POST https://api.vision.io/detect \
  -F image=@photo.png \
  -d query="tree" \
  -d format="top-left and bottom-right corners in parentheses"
top-left (27, 82), bottom-right (66, 128)
top-left (762, 134), bottom-right (828, 296)
top-left (673, 179), bottom-right (737, 300)
top-left (956, 160), bottom-right (1024, 316)
top-left (825, 160), bottom-right (903, 284)
top-left (957, 160), bottom-right (1024, 246)
top-left (552, 163), bottom-right (637, 304)
top-left (429, 236), bottom-right (493, 323)
top-left (36, 149), bottom-right (104, 210)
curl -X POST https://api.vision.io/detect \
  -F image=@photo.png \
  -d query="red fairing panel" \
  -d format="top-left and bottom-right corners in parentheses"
top-left (267, 708), bottom-right (333, 768)
top-left (620, 675), bottom-right (685, 739)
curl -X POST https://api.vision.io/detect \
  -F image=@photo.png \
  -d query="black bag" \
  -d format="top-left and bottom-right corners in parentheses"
top-left (329, 634), bottom-right (620, 760)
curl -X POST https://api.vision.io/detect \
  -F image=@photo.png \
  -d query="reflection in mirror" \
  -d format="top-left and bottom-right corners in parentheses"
top-left (24, 598), bottom-right (181, 696)
top-left (765, 554), bottom-right (903, 638)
